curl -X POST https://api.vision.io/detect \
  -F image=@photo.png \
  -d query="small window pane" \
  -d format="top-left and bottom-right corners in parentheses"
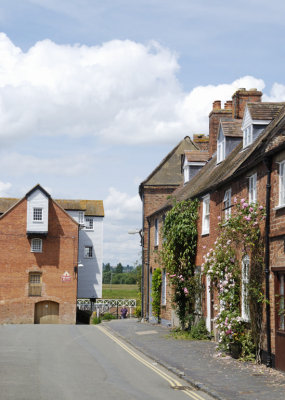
top-left (85, 217), bottom-right (93, 230)
top-left (84, 246), bottom-right (93, 258)
top-left (31, 238), bottom-right (42, 252)
top-left (33, 208), bottom-right (42, 221)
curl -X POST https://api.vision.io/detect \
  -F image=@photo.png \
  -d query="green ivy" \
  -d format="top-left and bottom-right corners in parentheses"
top-left (161, 199), bottom-right (200, 330)
top-left (151, 268), bottom-right (162, 320)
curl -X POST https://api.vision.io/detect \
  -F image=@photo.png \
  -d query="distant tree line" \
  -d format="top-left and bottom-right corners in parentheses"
top-left (103, 263), bottom-right (141, 285)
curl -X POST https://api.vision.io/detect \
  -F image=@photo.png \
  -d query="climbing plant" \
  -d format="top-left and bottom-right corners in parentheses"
top-left (151, 268), bottom-right (162, 321)
top-left (161, 199), bottom-right (200, 330)
top-left (202, 198), bottom-right (265, 361)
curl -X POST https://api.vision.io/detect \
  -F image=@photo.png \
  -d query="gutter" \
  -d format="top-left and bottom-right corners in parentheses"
top-left (264, 156), bottom-right (272, 367)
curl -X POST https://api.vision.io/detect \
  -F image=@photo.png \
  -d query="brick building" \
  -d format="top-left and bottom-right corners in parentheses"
top-left (0, 184), bottom-right (104, 324)
top-left (139, 135), bottom-right (209, 321)
top-left (141, 89), bottom-right (285, 371)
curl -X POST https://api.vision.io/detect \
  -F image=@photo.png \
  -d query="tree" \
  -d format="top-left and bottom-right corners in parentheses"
top-left (104, 263), bottom-right (111, 272)
top-left (116, 263), bottom-right (123, 274)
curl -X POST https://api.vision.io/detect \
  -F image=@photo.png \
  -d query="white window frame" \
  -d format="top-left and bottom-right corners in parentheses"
top-left (217, 137), bottom-right (225, 163)
top-left (33, 208), bottom-right (43, 222)
top-left (241, 255), bottom-right (250, 322)
top-left (84, 246), bottom-right (93, 258)
top-left (184, 165), bottom-right (190, 184)
top-left (243, 125), bottom-right (253, 148)
top-left (161, 269), bottom-right (167, 306)
top-left (223, 189), bottom-right (231, 220)
top-left (154, 218), bottom-right (159, 246)
top-left (78, 211), bottom-right (85, 225)
top-left (31, 238), bottom-right (42, 253)
top-left (85, 217), bottom-right (94, 230)
top-left (279, 161), bottom-right (285, 206)
top-left (248, 173), bottom-right (257, 204)
top-left (202, 194), bottom-right (210, 235)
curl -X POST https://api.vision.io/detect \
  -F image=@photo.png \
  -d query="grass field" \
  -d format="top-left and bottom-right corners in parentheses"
top-left (102, 284), bottom-right (139, 299)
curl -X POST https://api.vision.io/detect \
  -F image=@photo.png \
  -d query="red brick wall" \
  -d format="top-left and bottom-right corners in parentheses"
top-left (0, 199), bottom-right (78, 324)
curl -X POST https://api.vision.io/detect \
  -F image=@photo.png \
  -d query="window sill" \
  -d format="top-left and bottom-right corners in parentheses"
top-left (274, 204), bottom-right (285, 211)
top-left (201, 232), bottom-right (209, 237)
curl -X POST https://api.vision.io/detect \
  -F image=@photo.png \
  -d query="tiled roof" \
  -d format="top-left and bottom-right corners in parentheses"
top-left (150, 104), bottom-right (285, 217)
top-left (139, 136), bottom-right (199, 189)
top-left (0, 198), bottom-right (19, 215)
top-left (184, 150), bottom-right (209, 162)
top-left (0, 198), bottom-right (104, 217)
top-left (247, 102), bottom-right (285, 121)
top-left (55, 200), bottom-right (104, 217)
top-left (221, 120), bottom-right (242, 137)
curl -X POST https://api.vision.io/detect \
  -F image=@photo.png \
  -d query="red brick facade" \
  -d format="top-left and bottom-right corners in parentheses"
top-left (0, 196), bottom-right (78, 324)
top-left (141, 89), bottom-right (285, 370)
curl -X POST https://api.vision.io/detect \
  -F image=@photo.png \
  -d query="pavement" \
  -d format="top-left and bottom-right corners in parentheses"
top-left (104, 318), bottom-right (285, 400)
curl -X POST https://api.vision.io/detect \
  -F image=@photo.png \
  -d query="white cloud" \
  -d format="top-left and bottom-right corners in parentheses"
top-left (178, 76), bottom-right (266, 135)
top-left (104, 187), bottom-right (141, 221)
top-left (0, 181), bottom-right (12, 196)
top-left (103, 187), bottom-right (141, 264)
top-left (0, 152), bottom-right (91, 176)
top-left (1, 33), bottom-right (285, 146)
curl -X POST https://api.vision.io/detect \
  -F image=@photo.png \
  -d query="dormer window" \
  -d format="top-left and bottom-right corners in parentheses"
top-left (243, 125), bottom-right (253, 148)
top-left (184, 165), bottom-right (190, 183)
top-left (217, 135), bottom-right (225, 163)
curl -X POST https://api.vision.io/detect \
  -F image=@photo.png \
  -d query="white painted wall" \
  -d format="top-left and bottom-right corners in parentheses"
top-left (66, 211), bottom-right (103, 299)
top-left (26, 189), bottom-right (49, 233)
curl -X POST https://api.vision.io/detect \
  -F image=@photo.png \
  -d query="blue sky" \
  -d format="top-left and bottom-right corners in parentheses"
top-left (0, 0), bottom-right (285, 265)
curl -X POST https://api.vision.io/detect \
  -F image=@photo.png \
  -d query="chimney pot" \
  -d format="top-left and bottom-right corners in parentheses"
top-left (224, 100), bottom-right (233, 110)
top-left (213, 100), bottom-right (221, 110)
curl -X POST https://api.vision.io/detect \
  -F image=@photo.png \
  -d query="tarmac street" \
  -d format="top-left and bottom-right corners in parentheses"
top-left (0, 324), bottom-right (213, 400)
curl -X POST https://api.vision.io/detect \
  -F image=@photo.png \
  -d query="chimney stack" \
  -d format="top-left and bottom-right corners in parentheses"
top-left (232, 88), bottom-right (262, 119)
top-left (208, 100), bottom-right (232, 158)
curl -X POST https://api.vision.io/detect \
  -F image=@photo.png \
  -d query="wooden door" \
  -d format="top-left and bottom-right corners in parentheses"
top-left (275, 272), bottom-right (285, 371)
top-left (35, 301), bottom-right (59, 324)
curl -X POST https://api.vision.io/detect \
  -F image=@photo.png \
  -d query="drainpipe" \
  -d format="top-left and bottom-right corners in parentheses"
top-left (264, 156), bottom-right (272, 367)
top-left (141, 194), bottom-right (145, 321)
top-left (146, 217), bottom-right (151, 321)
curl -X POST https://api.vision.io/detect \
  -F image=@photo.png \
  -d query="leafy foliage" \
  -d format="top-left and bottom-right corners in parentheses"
top-left (202, 198), bottom-right (265, 361)
top-left (161, 199), bottom-right (200, 330)
top-left (151, 268), bottom-right (162, 320)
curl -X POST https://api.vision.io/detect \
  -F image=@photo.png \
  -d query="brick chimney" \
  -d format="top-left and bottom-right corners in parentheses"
top-left (208, 100), bottom-right (232, 158)
top-left (232, 88), bottom-right (262, 119)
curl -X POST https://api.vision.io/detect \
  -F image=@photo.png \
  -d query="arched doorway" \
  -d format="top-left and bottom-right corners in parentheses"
top-left (35, 301), bottom-right (59, 324)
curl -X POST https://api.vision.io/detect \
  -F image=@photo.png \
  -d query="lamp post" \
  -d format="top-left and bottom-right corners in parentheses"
top-left (128, 229), bottom-right (144, 321)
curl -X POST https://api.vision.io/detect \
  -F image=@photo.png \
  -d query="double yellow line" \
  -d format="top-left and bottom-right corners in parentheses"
top-left (97, 325), bottom-right (206, 400)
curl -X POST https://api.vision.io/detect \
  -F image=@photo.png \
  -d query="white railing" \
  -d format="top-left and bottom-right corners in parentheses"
top-left (77, 298), bottom-right (137, 317)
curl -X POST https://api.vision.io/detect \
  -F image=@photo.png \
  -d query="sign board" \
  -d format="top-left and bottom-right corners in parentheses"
top-left (61, 271), bottom-right (72, 282)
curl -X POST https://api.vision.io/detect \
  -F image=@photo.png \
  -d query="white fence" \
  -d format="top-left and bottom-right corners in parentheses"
top-left (77, 298), bottom-right (137, 317)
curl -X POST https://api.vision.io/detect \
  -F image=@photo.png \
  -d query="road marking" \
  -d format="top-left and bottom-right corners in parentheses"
top-left (96, 325), bottom-right (207, 400)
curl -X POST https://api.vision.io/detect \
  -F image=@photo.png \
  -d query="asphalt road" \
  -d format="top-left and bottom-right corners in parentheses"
top-left (0, 324), bottom-right (213, 400)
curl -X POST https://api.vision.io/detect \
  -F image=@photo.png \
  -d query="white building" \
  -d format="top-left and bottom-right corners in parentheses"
top-left (56, 199), bottom-right (104, 299)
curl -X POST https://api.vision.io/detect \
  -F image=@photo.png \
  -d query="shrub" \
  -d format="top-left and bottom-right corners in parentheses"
top-left (101, 313), bottom-right (116, 321)
top-left (92, 316), bottom-right (101, 324)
